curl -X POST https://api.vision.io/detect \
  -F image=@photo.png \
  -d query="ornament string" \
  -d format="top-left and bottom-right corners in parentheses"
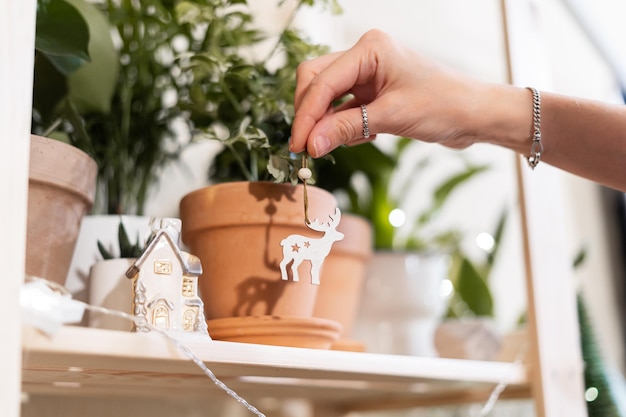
top-left (299, 152), bottom-right (311, 225)
top-left (22, 276), bottom-right (525, 416)
top-left (87, 305), bottom-right (266, 417)
top-left (475, 341), bottom-right (528, 416)
top-left (21, 276), bottom-right (266, 417)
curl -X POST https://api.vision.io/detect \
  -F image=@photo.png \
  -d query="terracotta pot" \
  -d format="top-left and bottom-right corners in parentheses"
top-left (179, 181), bottom-right (339, 323)
top-left (313, 214), bottom-right (372, 350)
top-left (26, 135), bottom-right (97, 286)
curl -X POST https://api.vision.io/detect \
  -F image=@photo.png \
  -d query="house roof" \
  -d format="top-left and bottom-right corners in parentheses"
top-left (126, 230), bottom-right (202, 279)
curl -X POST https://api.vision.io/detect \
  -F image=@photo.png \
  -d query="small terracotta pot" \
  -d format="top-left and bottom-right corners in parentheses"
top-left (26, 135), bottom-right (97, 285)
top-left (179, 181), bottom-right (339, 321)
top-left (313, 214), bottom-right (372, 350)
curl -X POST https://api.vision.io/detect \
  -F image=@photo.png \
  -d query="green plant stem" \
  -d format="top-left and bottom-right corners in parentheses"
top-left (226, 142), bottom-right (253, 181)
top-left (63, 99), bottom-right (95, 156)
top-left (250, 148), bottom-right (259, 181)
top-left (42, 117), bottom-right (63, 138)
top-left (219, 78), bottom-right (245, 115)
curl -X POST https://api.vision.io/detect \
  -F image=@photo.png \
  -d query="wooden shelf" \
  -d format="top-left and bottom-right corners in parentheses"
top-left (22, 325), bottom-right (531, 413)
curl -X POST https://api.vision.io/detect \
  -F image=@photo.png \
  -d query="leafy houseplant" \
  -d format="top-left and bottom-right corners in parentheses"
top-left (313, 138), bottom-right (506, 355)
top-left (175, 0), bottom-right (363, 349)
top-left (26, 0), bottom-right (99, 286)
top-left (34, 0), bottom-right (340, 215)
top-left (32, 0), bottom-right (204, 215)
top-left (89, 218), bottom-right (153, 331)
top-left (177, 0), bottom-right (339, 184)
top-left (97, 221), bottom-right (148, 260)
top-left (314, 139), bottom-right (501, 318)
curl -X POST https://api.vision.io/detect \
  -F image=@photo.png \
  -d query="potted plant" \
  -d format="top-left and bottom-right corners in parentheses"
top-left (315, 138), bottom-right (498, 356)
top-left (32, 0), bottom-right (194, 216)
top-left (32, 0), bottom-right (221, 289)
top-left (88, 219), bottom-right (150, 331)
top-left (176, 0), bottom-right (356, 349)
top-left (26, 0), bottom-right (101, 286)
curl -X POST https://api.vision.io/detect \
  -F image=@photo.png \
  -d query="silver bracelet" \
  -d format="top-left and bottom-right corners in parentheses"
top-left (526, 87), bottom-right (543, 169)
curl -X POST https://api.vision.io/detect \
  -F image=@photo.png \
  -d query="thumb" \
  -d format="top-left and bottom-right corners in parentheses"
top-left (306, 105), bottom-right (376, 157)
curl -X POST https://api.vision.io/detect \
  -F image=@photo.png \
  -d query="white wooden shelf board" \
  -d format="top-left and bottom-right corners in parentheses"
top-left (22, 325), bottom-right (531, 411)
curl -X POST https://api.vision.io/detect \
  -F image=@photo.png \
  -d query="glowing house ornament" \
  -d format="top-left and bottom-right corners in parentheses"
top-left (279, 207), bottom-right (344, 285)
top-left (126, 218), bottom-right (209, 335)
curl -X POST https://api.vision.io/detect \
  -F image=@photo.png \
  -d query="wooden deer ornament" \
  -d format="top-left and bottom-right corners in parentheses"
top-left (279, 207), bottom-right (344, 285)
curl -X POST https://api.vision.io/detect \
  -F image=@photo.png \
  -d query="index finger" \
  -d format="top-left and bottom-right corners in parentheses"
top-left (294, 51), bottom-right (342, 111)
top-left (291, 45), bottom-right (379, 153)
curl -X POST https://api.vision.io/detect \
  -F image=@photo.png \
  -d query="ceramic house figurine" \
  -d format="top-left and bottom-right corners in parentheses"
top-left (126, 218), bottom-right (209, 336)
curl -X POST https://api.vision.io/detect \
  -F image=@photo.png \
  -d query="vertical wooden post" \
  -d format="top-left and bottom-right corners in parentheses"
top-left (501, 1), bottom-right (587, 416)
top-left (0, 1), bottom-right (38, 416)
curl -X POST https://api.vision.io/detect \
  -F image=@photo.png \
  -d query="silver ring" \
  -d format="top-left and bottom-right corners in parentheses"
top-left (361, 104), bottom-right (370, 139)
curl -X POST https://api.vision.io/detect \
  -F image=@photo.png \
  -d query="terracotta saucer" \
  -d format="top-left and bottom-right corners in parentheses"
top-left (207, 315), bottom-right (342, 349)
top-left (331, 338), bottom-right (366, 352)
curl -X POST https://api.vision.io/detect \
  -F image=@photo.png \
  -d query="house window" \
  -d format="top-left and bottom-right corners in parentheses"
top-left (183, 309), bottom-right (196, 331)
top-left (154, 260), bottom-right (172, 275)
top-left (182, 277), bottom-right (194, 297)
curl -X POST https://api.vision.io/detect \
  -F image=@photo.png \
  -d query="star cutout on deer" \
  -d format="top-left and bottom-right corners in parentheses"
top-left (279, 208), bottom-right (344, 285)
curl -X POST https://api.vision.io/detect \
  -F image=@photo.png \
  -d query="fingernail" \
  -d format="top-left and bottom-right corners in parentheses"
top-left (313, 135), bottom-right (330, 156)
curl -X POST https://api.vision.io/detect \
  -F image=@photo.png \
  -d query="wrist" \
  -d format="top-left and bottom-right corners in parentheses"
top-left (473, 84), bottom-right (534, 155)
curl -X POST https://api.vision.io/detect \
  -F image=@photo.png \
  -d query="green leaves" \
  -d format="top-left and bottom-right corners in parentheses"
top-left (97, 221), bottom-right (145, 260)
top-left (449, 256), bottom-right (494, 317)
top-left (446, 209), bottom-right (507, 318)
top-left (179, 1), bottom-right (331, 185)
top-left (33, 0), bottom-right (96, 123)
top-left (316, 139), bottom-right (489, 251)
top-left (64, 0), bottom-right (118, 115)
top-left (315, 137), bottom-right (503, 318)
top-left (35, 0), bottom-right (91, 75)
top-left (34, 0), bottom-right (200, 214)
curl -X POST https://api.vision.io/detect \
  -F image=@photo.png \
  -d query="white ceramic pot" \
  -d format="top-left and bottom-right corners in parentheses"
top-left (352, 251), bottom-right (451, 356)
top-left (65, 215), bottom-right (152, 302)
top-left (88, 258), bottom-right (135, 331)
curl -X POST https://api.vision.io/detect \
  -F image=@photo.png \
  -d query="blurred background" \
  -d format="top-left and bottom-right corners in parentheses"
top-left (145, 0), bottom-right (626, 378)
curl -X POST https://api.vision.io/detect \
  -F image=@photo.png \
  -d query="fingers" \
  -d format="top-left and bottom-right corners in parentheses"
top-left (293, 52), bottom-right (342, 111)
top-left (299, 104), bottom-right (378, 157)
top-left (291, 31), bottom-right (385, 155)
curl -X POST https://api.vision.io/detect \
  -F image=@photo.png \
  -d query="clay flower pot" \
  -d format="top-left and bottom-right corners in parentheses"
top-left (26, 135), bottom-right (97, 286)
top-left (314, 214), bottom-right (372, 351)
top-left (180, 181), bottom-right (342, 348)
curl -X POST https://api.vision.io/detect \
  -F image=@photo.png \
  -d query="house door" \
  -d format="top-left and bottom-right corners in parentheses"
top-left (153, 305), bottom-right (170, 330)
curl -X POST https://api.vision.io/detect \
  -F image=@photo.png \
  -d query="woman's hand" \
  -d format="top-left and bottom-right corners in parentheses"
top-left (289, 29), bottom-right (489, 157)
top-left (290, 29), bottom-right (626, 191)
